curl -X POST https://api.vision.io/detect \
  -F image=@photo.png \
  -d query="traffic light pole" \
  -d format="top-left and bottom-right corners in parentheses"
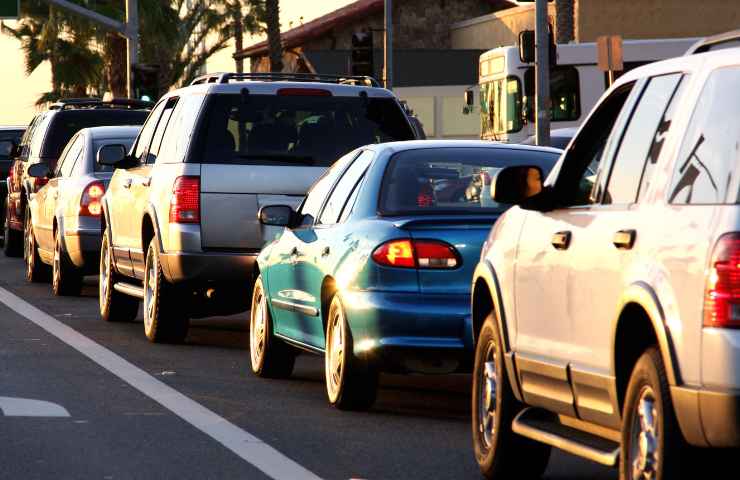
top-left (384, 0), bottom-right (393, 90)
top-left (535, 0), bottom-right (550, 146)
top-left (41, 0), bottom-right (138, 99)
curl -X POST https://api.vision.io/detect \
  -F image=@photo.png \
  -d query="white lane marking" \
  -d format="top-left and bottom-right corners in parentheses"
top-left (0, 287), bottom-right (322, 480)
top-left (0, 396), bottom-right (70, 417)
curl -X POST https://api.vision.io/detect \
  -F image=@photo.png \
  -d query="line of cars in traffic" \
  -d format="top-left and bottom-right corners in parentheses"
top-left (4, 41), bottom-right (740, 479)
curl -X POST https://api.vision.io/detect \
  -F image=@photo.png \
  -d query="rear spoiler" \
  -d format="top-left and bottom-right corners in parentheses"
top-left (392, 215), bottom-right (499, 230)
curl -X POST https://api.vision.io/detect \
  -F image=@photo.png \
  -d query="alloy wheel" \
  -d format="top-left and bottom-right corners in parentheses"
top-left (478, 340), bottom-right (498, 449)
top-left (144, 248), bottom-right (156, 333)
top-left (53, 234), bottom-right (61, 291)
top-left (629, 386), bottom-right (659, 480)
top-left (250, 290), bottom-right (267, 369)
top-left (99, 239), bottom-right (109, 302)
top-left (325, 307), bottom-right (345, 399)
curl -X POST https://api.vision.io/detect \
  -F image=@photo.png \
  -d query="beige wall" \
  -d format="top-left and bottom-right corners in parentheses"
top-left (451, 5), bottom-right (555, 50)
top-left (576, 0), bottom-right (740, 42)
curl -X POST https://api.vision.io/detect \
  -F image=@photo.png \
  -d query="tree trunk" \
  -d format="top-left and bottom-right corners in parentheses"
top-left (234, 1), bottom-right (244, 73)
top-left (105, 33), bottom-right (127, 98)
top-left (555, 0), bottom-right (575, 43)
top-left (265, 0), bottom-right (283, 72)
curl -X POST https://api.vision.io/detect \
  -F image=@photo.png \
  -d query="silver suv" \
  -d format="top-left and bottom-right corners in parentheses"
top-left (98, 73), bottom-right (419, 343)
top-left (470, 50), bottom-right (740, 478)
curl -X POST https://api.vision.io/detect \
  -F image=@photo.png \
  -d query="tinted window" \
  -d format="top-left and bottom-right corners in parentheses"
top-left (604, 74), bottom-right (684, 205)
top-left (29, 113), bottom-right (52, 160)
top-left (669, 67), bottom-right (740, 204)
top-left (57, 135), bottom-right (84, 178)
top-left (199, 93), bottom-right (415, 167)
top-left (147, 98), bottom-right (178, 164)
top-left (525, 66), bottom-right (581, 122)
top-left (380, 147), bottom-right (559, 215)
top-left (132, 102), bottom-right (167, 164)
top-left (93, 138), bottom-right (136, 172)
top-left (157, 95), bottom-right (204, 164)
top-left (319, 150), bottom-right (374, 225)
top-left (41, 110), bottom-right (148, 160)
top-left (298, 150), bottom-right (359, 227)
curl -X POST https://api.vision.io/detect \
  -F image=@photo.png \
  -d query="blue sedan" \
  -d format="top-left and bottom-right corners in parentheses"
top-left (250, 140), bottom-right (560, 410)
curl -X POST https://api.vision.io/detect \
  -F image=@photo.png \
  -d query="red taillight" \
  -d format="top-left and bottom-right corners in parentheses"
top-left (32, 177), bottom-right (48, 191)
top-left (80, 181), bottom-right (105, 217)
top-left (372, 239), bottom-right (459, 269)
top-left (169, 176), bottom-right (200, 224)
top-left (277, 88), bottom-right (332, 97)
top-left (704, 233), bottom-right (740, 329)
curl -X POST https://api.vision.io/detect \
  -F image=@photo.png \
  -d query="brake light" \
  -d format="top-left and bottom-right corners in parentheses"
top-left (32, 176), bottom-right (48, 191)
top-left (277, 88), bottom-right (332, 97)
top-left (169, 176), bottom-right (200, 224)
top-left (703, 233), bottom-right (740, 329)
top-left (80, 181), bottom-right (105, 216)
top-left (372, 239), bottom-right (459, 269)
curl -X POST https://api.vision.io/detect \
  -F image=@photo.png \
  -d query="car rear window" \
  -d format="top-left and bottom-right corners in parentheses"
top-left (41, 110), bottom-right (149, 159)
top-left (380, 147), bottom-right (559, 215)
top-left (197, 93), bottom-right (415, 167)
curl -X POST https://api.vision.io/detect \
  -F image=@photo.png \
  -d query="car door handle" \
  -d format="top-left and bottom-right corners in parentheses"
top-left (140, 177), bottom-right (151, 187)
top-left (122, 178), bottom-right (132, 189)
top-left (613, 229), bottom-right (636, 250)
top-left (321, 246), bottom-right (330, 257)
top-left (551, 231), bottom-right (571, 250)
top-left (290, 247), bottom-right (300, 256)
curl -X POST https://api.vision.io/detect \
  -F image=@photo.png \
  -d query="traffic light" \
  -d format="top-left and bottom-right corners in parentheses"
top-left (132, 64), bottom-right (160, 102)
top-left (518, 28), bottom-right (557, 65)
top-left (351, 31), bottom-right (374, 77)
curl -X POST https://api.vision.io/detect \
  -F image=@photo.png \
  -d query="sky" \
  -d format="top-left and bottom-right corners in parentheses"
top-left (0, 0), bottom-right (355, 125)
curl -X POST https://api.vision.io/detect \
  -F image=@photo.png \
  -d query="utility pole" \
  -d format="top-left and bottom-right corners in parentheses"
top-left (535, 0), bottom-right (550, 146)
top-left (384, 0), bottom-right (393, 90)
top-left (42, 0), bottom-right (138, 99)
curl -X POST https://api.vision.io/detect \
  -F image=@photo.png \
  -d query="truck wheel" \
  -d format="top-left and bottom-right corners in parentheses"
top-left (24, 206), bottom-right (50, 283)
top-left (472, 312), bottom-right (551, 479)
top-left (52, 227), bottom-right (83, 296)
top-left (3, 200), bottom-right (22, 257)
top-left (620, 347), bottom-right (685, 480)
top-left (324, 294), bottom-right (378, 411)
top-left (143, 239), bottom-right (188, 343)
top-left (99, 229), bottom-right (139, 322)
top-left (249, 275), bottom-right (296, 378)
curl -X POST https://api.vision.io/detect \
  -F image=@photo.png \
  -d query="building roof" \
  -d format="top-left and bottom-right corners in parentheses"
top-left (235, 0), bottom-right (514, 59)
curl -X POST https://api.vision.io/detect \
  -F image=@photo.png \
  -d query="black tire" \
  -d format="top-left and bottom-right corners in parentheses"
top-left (52, 227), bottom-right (83, 296)
top-left (249, 275), bottom-right (296, 378)
top-left (324, 294), bottom-right (379, 411)
top-left (99, 229), bottom-right (139, 322)
top-left (3, 198), bottom-right (22, 257)
top-left (24, 205), bottom-right (50, 283)
top-left (472, 312), bottom-right (551, 479)
top-left (142, 238), bottom-right (188, 343)
top-left (620, 347), bottom-right (686, 480)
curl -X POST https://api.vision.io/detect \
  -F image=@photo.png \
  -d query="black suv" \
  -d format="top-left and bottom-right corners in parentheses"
top-left (3, 98), bottom-right (151, 256)
top-left (0, 126), bottom-right (26, 245)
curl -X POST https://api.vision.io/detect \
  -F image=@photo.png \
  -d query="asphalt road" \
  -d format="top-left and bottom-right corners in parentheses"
top-left (0, 253), bottom-right (617, 480)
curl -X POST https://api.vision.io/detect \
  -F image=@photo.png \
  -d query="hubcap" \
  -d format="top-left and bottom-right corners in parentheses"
top-left (25, 217), bottom-right (33, 276)
top-left (100, 239), bottom-right (109, 303)
top-left (630, 386), bottom-right (659, 479)
top-left (53, 235), bottom-right (61, 288)
top-left (325, 307), bottom-right (344, 398)
top-left (144, 249), bottom-right (156, 332)
top-left (250, 290), bottom-right (267, 368)
top-left (478, 341), bottom-right (498, 449)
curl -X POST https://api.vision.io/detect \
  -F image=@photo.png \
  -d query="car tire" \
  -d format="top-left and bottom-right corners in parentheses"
top-left (3, 199), bottom-right (22, 257)
top-left (143, 238), bottom-right (188, 343)
top-left (472, 312), bottom-right (551, 479)
top-left (99, 228), bottom-right (139, 322)
top-left (620, 347), bottom-right (685, 480)
top-left (249, 275), bottom-right (296, 378)
top-left (324, 294), bottom-right (379, 411)
top-left (52, 227), bottom-right (83, 296)
top-left (24, 205), bottom-right (50, 283)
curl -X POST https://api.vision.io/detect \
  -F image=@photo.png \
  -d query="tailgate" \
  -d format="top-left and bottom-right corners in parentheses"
top-left (200, 164), bottom-right (323, 249)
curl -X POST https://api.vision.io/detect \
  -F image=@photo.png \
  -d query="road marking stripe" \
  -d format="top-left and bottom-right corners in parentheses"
top-left (0, 396), bottom-right (70, 417)
top-left (0, 286), bottom-right (321, 480)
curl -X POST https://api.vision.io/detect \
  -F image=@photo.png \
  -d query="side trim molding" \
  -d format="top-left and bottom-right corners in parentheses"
top-left (271, 298), bottom-right (319, 317)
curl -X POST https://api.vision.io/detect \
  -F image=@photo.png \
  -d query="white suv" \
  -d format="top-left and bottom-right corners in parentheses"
top-left (470, 49), bottom-right (740, 478)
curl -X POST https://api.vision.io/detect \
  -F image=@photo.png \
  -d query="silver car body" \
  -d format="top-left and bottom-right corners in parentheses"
top-left (29, 126), bottom-right (139, 272)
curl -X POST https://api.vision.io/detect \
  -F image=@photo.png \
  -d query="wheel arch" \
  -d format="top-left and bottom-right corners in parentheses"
top-left (141, 204), bottom-right (164, 254)
top-left (320, 276), bottom-right (338, 334)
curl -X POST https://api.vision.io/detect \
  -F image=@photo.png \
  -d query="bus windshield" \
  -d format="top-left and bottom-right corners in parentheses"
top-left (480, 76), bottom-right (523, 139)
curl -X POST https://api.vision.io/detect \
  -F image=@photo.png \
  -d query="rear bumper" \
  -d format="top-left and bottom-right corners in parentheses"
top-left (160, 250), bottom-right (258, 284)
top-left (342, 290), bottom-right (474, 374)
top-left (672, 386), bottom-right (740, 447)
top-left (64, 227), bottom-right (101, 273)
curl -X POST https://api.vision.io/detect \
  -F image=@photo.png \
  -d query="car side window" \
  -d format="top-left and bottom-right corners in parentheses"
top-left (603, 73), bottom-right (685, 205)
top-left (56, 135), bottom-right (83, 178)
top-left (668, 67), bottom-right (740, 205)
top-left (297, 150), bottom-right (360, 228)
top-left (28, 113), bottom-right (52, 161)
top-left (318, 150), bottom-right (374, 225)
top-left (338, 174), bottom-right (365, 223)
top-left (554, 82), bottom-right (637, 207)
top-left (131, 101), bottom-right (167, 165)
top-left (147, 97), bottom-right (179, 164)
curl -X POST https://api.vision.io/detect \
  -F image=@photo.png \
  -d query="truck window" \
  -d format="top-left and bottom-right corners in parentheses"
top-left (480, 76), bottom-right (523, 138)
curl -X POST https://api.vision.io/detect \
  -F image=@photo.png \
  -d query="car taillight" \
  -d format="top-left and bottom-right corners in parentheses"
top-left (703, 233), bottom-right (740, 329)
top-left (277, 88), bottom-right (332, 96)
top-left (32, 176), bottom-right (48, 191)
top-left (169, 176), bottom-right (200, 224)
top-left (80, 181), bottom-right (105, 217)
top-left (372, 239), bottom-right (459, 269)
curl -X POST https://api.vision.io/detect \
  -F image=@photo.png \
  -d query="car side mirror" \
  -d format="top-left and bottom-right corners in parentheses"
top-left (491, 165), bottom-right (543, 205)
top-left (27, 162), bottom-right (51, 179)
top-left (258, 205), bottom-right (295, 227)
top-left (97, 144), bottom-right (128, 167)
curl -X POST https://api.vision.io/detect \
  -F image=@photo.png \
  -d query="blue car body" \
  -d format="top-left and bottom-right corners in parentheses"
top-left (256, 140), bottom-right (559, 374)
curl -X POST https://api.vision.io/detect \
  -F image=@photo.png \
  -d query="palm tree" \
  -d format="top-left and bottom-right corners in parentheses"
top-left (264, 0), bottom-right (283, 72)
top-left (555, 0), bottom-right (575, 43)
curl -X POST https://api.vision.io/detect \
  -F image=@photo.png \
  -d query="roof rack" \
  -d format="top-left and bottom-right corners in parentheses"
top-left (190, 72), bottom-right (382, 88)
top-left (49, 98), bottom-right (154, 111)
